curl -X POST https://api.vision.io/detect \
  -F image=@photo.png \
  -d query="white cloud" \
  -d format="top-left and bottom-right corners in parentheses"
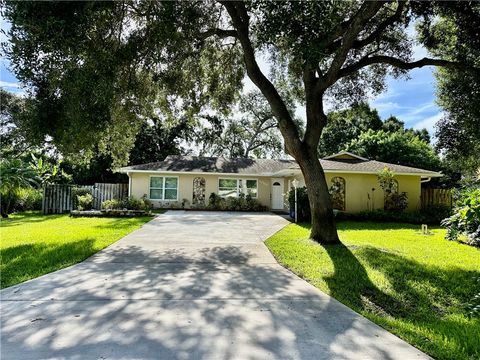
top-left (372, 101), bottom-right (409, 113)
top-left (413, 112), bottom-right (444, 132)
top-left (0, 80), bottom-right (20, 88)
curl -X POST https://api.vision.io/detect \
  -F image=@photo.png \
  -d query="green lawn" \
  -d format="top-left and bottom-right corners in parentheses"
top-left (0, 212), bottom-right (153, 289)
top-left (265, 221), bottom-right (480, 360)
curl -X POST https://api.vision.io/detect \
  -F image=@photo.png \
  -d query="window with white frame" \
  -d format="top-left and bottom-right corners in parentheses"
top-left (218, 178), bottom-right (258, 198)
top-left (150, 176), bottom-right (178, 200)
top-left (218, 179), bottom-right (238, 197)
top-left (245, 179), bottom-right (258, 197)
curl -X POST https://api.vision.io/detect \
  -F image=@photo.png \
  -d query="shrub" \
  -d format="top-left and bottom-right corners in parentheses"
top-left (208, 193), bottom-right (223, 209)
top-left (206, 192), bottom-right (266, 211)
top-left (72, 187), bottom-right (92, 210)
top-left (102, 198), bottom-right (122, 210)
top-left (14, 188), bottom-right (42, 211)
top-left (288, 186), bottom-right (311, 221)
top-left (377, 167), bottom-right (409, 212)
top-left (101, 196), bottom-right (152, 211)
top-left (419, 204), bottom-right (452, 224)
top-left (337, 205), bottom-right (452, 225)
top-left (441, 187), bottom-right (480, 246)
top-left (77, 193), bottom-right (93, 211)
top-left (384, 192), bottom-right (408, 212)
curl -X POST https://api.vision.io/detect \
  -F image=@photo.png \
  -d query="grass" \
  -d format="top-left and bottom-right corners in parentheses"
top-left (265, 221), bottom-right (480, 360)
top-left (0, 211), bottom-right (153, 289)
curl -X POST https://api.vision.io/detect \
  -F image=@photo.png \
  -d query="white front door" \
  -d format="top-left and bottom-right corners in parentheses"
top-left (271, 178), bottom-right (284, 210)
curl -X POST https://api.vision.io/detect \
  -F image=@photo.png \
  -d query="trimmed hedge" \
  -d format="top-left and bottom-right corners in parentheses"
top-left (207, 193), bottom-right (267, 211)
top-left (337, 205), bottom-right (452, 225)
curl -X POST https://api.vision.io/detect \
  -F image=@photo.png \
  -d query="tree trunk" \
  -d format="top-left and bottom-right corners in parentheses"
top-left (296, 150), bottom-right (340, 244)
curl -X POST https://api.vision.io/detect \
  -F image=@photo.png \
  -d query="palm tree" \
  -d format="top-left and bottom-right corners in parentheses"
top-left (0, 157), bottom-right (39, 217)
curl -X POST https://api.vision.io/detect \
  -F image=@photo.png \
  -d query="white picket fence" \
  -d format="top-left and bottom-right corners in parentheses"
top-left (42, 183), bottom-right (128, 214)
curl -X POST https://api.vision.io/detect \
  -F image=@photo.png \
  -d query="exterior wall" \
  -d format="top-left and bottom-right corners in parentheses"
top-left (285, 172), bottom-right (421, 213)
top-left (128, 171), bottom-right (422, 212)
top-left (128, 172), bottom-right (271, 209)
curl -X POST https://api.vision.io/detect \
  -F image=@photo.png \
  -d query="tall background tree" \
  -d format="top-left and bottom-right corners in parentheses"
top-left (424, 13), bottom-right (480, 176)
top-left (197, 90), bottom-right (285, 158)
top-left (3, 1), bottom-right (478, 243)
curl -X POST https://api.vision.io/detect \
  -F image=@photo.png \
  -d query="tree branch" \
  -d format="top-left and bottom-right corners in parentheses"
top-left (220, 1), bottom-right (303, 157)
top-left (199, 28), bottom-right (237, 40)
top-left (321, 1), bottom-right (385, 89)
top-left (338, 56), bottom-right (462, 78)
top-left (352, 1), bottom-right (406, 49)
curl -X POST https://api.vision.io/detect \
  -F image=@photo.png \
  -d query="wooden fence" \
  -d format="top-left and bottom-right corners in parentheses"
top-left (42, 183), bottom-right (128, 214)
top-left (421, 188), bottom-right (453, 209)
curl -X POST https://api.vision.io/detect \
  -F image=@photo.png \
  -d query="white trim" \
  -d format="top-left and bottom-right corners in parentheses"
top-left (271, 168), bottom-right (443, 178)
top-left (217, 177), bottom-right (258, 198)
top-left (127, 172), bottom-right (132, 197)
top-left (323, 151), bottom-right (369, 161)
top-left (148, 175), bottom-right (179, 202)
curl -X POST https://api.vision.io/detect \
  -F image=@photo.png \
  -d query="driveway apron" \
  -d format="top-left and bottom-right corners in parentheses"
top-left (1, 211), bottom-right (430, 359)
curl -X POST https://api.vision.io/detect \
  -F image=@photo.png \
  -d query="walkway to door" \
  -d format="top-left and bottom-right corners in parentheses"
top-left (1, 211), bottom-right (429, 359)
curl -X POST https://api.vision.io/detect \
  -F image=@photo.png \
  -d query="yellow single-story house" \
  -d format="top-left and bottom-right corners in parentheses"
top-left (119, 151), bottom-right (442, 212)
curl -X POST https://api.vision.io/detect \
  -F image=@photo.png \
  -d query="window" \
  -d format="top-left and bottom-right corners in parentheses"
top-left (246, 180), bottom-right (258, 197)
top-left (218, 179), bottom-right (238, 197)
top-left (150, 176), bottom-right (178, 200)
top-left (218, 178), bottom-right (258, 198)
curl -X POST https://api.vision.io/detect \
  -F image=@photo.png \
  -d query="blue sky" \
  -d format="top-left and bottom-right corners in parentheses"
top-left (370, 67), bottom-right (442, 133)
top-left (1, 16), bottom-right (442, 137)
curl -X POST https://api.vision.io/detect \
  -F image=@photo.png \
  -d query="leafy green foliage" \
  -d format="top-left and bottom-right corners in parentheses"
top-left (29, 154), bottom-right (72, 185)
top-left (198, 90), bottom-right (286, 158)
top-left (102, 196), bottom-right (153, 211)
top-left (76, 193), bottom-right (93, 211)
top-left (415, 3), bottom-right (480, 176)
top-left (441, 187), bottom-right (480, 246)
top-left (347, 129), bottom-right (441, 170)
top-left (287, 187), bottom-right (311, 222)
top-left (2, 1), bottom-right (244, 165)
top-left (376, 167), bottom-right (409, 212)
top-left (207, 193), bottom-right (266, 211)
top-left (0, 156), bottom-right (40, 217)
top-left (339, 206), bottom-right (452, 225)
top-left (12, 188), bottom-right (43, 212)
top-left (318, 103), bottom-right (383, 157)
top-left (318, 104), bottom-right (436, 171)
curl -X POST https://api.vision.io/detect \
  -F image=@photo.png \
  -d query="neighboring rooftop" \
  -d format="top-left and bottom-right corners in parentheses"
top-left (120, 152), bottom-right (442, 177)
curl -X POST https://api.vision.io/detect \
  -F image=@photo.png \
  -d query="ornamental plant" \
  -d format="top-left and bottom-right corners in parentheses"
top-left (441, 187), bottom-right (480, 246)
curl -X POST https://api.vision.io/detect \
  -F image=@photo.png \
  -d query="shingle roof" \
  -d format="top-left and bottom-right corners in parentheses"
top-left (120, 155), bottom-right (442, 177)
top-left (121, 156), bottom-right (297, 174)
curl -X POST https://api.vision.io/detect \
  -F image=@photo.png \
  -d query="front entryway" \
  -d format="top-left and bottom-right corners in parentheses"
top-left (271, 178), bottom-right (284, 210)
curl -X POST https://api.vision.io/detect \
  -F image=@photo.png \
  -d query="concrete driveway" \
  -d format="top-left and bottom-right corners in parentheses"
top-left (1, 211), bottom-right (429, 359)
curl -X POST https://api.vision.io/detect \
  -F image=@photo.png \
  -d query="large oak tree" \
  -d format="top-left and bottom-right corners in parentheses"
top-left (3, 1), bottom-right (478, 243)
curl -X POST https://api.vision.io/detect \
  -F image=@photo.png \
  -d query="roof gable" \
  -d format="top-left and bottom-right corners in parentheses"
top-left (323, 151), bottom-right (368, 161)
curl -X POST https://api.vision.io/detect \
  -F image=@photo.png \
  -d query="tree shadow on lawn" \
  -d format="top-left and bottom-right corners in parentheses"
top-left (0, 212), bottom-right (65, 228)
top-left (0, 238), bottom-right (96, 289)
top-left (322, 242), bottom-right (480, 359)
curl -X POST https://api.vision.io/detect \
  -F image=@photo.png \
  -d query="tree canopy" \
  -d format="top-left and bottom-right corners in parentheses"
top-left (3, 0), bottom-right (478, 243)
top-left (197, 90), bottom-right (286, 158)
